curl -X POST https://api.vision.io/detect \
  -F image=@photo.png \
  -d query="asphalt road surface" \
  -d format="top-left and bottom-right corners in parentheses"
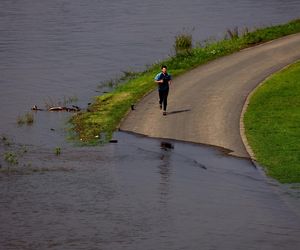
top-left (120, 33), bottom-right (300, 158)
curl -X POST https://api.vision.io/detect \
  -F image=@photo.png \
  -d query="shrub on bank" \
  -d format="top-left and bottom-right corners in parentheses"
top-left (174, 32), bottom-right (193, 55)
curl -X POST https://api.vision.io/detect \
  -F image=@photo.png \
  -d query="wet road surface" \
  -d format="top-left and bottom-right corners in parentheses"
top-left (1, 132), bottom-right (300, 250)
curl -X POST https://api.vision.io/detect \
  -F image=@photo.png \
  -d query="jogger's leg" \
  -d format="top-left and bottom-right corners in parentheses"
top-left (163, 89), bottom-right (169, 111)
top-left (159, 91), bottom-right (163, 106)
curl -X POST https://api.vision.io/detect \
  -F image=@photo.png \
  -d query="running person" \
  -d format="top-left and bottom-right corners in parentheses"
top-left (154, 65), bottom-right (172, 115)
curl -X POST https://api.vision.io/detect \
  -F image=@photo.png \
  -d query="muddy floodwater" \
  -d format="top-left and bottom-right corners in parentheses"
top-left (1, 132), bottom-right (300, 250)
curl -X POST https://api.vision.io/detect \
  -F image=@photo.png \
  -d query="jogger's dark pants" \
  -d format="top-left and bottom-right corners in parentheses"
top-left (159, 89), bottom-right (169, 111)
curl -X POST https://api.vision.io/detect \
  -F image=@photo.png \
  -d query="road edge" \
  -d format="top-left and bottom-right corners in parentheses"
top-left (239, 61), bottom-right (299, 162)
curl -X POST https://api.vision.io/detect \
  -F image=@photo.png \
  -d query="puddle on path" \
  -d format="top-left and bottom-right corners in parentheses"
top-left (0, 132), bottom-right (299, 250)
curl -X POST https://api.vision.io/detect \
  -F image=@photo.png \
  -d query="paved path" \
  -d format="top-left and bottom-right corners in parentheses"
top-left (120, 33), bottom-right (300, 157)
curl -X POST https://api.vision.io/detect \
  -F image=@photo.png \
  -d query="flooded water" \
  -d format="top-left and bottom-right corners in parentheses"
top-left (1, 0), bottom-right (300, 145)
top-left (1, 132), bottom-right (300, 250)
top-left (1, 1), bottom-right (300, 249)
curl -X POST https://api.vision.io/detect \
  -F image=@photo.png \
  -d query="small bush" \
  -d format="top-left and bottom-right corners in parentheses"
top-left (174, 33), bottom-right (193, 55)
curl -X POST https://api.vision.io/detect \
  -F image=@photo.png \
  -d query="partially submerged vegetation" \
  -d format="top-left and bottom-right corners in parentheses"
top-left (55, 147), bottom-right (61, 156)
top-left (0, 135), bottom-right (68, 174)
top-left (4, 151), bottom-right (19, 166)
top-left (17, 112), bottom-right (34, 125)
top-left (174, 30), bottom-right (193, 54)
top-left (1, 136), bottom-right (27, 173)
top-left (70, 19), bottom-right (300, 144)
top-left (244, 61), bottom-right (300, 183)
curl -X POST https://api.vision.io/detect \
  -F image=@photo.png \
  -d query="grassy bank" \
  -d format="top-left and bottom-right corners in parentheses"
top-left (70, 19), bottom-right (300, 145)
top-left (244, 61), bottom-right (300, 183)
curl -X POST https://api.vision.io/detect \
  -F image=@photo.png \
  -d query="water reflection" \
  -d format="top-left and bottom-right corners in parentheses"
top-left (158, 143), bottom-right (172, 199)
top-left (1, 132), bottom-right (300, 249)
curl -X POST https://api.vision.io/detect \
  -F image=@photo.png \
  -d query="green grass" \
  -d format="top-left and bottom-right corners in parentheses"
top-left (70, 18), bottom-right (300, 145)
top-left (244, 61), bottom-right (300, 183)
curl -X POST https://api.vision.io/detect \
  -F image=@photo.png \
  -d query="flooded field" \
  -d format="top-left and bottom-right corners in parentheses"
top-left (1, 1), bottom-right (300, 249)
top-left (1, 132), bottom-right (300, 250)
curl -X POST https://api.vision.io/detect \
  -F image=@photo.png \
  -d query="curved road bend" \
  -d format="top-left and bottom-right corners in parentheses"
top-left (120, 33), bottom-right (300, 158)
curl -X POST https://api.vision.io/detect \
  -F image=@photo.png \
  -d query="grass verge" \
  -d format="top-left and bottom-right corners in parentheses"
top-left (70, 19), bottom-right (300, 145)
top-left (244, 61), bottom-right (300, 183)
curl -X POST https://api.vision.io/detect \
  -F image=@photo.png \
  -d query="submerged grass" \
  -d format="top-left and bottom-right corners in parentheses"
top-left (17, 112), bottom-right (34, 125)
top-left (70, 19), bottom-right (300, 145)
top-left (244, 61), bottom-right (300, 183)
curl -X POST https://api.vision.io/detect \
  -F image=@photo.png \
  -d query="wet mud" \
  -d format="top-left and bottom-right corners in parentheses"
top-left (1, 132), bottom-right (299, 250)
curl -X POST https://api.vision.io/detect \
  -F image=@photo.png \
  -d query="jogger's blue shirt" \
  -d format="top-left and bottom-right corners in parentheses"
top-left (155, 72), bottom-right (172, 91)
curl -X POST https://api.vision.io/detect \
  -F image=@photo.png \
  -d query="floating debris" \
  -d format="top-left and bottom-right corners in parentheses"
top-left (31, 104), bottom-right (80, 112)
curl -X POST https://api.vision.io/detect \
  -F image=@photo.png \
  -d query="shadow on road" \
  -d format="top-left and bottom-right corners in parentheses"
top-left (167, 109), bottom-right (191, 115)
